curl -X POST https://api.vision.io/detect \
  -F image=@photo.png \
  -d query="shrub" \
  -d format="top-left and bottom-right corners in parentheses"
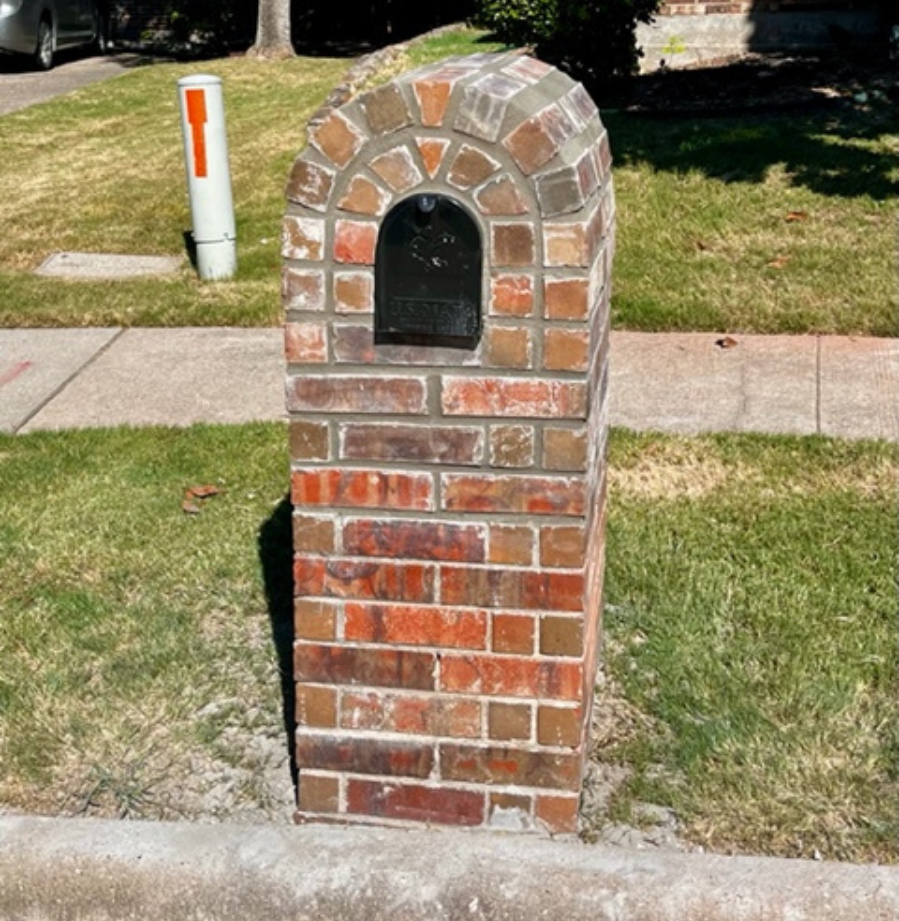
top-left (475, 0), bottom-right (664, 85)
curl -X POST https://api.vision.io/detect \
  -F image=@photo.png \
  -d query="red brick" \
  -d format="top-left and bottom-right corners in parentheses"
top-left (440, 743), bottom-right (581, 789)
top-left (544, 278), bottom-right (588, 320)
top-left (291, 469), bottom-right (433, 511)
top-left (441, 566), bottom-right (585, 612)
top-left (442, 473), bottom-right (586, 516)
top-left (296, 731), bottom-right (433, 777)
top-left (294, 643), bottom-right (436, 691)
top-left (345, 603), bottom-right (487, 650)
top-left (343, 519), bottom-right (486, 562)
top-left (490, 275), bottom-right (534, 317)
top-left (284, 322), bottom-right (328, 364)
top-left (340, 691), bottom-right (481, 737)
top-left (412, 77), bottom-right (455, 127)
top-left (416, 137), bottom-right (451, 178)
top-left (503, 104), bottom-right (576, 176)
top-left (536, 794), bottom-right (580, 833)
top-left (286, 375), bottom-right (427, 415)
top-left (293, 557), bottom-right (436, 603)
top-left (442, 377), bottom-right (586, 419)
top-left (341, 423), bottom-right (483, 466)
top-left (334, 220), bottom-right (377, 265)
top-left (347, 779), bottom-right (484, 825)
top-left (492, 613), bottom-right (535, 654)
top-left (440, 654), bottom-right (582, 701)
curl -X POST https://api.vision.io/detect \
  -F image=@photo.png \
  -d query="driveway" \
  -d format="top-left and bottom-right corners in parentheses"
top-left (0, 53), bottom-right (139, 116)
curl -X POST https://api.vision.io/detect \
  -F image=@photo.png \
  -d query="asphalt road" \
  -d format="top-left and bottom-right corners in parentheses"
top-left (0, 52), bottom-right (138, 116)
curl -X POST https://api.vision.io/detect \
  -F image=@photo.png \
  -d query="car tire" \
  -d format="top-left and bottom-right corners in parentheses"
top-left (33, 17), bottom-right (53, 71)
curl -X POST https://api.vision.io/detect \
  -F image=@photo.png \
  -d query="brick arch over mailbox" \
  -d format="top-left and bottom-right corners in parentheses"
top-left (283, 52), bottom-right (614, 835)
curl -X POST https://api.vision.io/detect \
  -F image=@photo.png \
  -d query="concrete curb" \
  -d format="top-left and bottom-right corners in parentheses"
top-left (1, 816), bottom-right (897, 920)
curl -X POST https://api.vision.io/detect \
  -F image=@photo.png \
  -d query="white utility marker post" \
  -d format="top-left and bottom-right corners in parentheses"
top-left (177, 74), bottom-right (236, 280)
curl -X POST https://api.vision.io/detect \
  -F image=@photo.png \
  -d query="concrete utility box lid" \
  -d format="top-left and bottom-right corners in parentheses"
top-left (36, 252), bottom-right (183, 279)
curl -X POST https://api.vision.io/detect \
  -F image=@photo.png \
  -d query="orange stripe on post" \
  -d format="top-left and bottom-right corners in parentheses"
top-left (185, 88), bottom-right (208, 178)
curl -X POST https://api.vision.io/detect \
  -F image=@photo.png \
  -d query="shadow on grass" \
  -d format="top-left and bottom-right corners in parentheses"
top-left (257, 494), bottom-right (298, 802)
top-left (604, 54), bottom-right (898, 201)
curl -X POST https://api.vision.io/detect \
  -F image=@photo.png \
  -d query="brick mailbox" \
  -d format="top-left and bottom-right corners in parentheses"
top-left (283, 51), bottom-right (614, 834)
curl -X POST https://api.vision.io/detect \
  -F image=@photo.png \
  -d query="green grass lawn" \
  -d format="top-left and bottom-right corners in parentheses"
top-left (0, 424), bottom-right (895, 861)
top-left (0, 29), bottom-right (894, 334)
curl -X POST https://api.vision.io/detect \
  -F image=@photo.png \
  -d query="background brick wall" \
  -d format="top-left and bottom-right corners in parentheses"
top-left (283, 52), bottom-right (613, 834)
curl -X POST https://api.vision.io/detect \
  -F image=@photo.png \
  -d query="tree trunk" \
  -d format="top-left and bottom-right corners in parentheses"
top-left (248, 0), bottom-right (294, 59)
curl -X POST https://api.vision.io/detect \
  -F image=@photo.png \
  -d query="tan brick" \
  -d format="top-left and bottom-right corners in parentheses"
top-left (289, 419), bottom-right (329, 461)
top-left (284, 322), bottom-right (328, 364)
top-left (544, 328), bottom-right (589, 372)
top-left (488, 702), bottom-right (532, 741)
top-left (298, 771), bottom-right (340, 813)
top-left (294, 599), bottom-right (337, 641)
top-left (537, 706), bottom-right (582, 748)
top-left (486, 326), bottom-right (531, 369)
top-left (489, 425), bottom-right (535, 469)
top-left (540, 616), bottom-right (584, 657)
top-left (447, 145), bottom-right (501, 190)
top-left (286, 158), bottom-right (335, 211)
top-left (544, 278), bottom-right (589, 320)
top-left (544, 428), bottom-right (588, 472)
top-left (540, 525), bottom-right (586, 569)
top-left (337, 174), bottom-right (391, 216)
top-left (282, 269), bottom-right (325, 311)
top-left (296, 683), bottom-right (338, 728)
top-left (282, 216), bottom-right (324, 261)
top-left (360, 84), bottom-right (412, 135)
top-left (334, 271), bottom-right (374, 314)
top-left (370, 146), bottom-right (423, 193)
top-left (474, 174), bottom-right (529, 216)
top-left (492, 223), bottom-right (535, 267)
top-left (292, 513), bottom-right (335, 554)
top-left (488, 525), bottom-right (534, 566)
top-left (310, 110), bottom-right (365, 168)
top-left (536, 794), bottom-right (579, 833)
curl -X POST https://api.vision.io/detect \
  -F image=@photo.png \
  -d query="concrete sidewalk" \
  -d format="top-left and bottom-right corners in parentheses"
top-left (0, 327), bottom-right (896, 440)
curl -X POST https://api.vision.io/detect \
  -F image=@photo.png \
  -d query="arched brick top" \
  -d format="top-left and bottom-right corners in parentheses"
top-left (283, 51), bottom-right (614, 349)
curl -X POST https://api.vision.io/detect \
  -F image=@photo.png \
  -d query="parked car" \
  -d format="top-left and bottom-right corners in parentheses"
top-left (0, 0), bottom-right (105, 70)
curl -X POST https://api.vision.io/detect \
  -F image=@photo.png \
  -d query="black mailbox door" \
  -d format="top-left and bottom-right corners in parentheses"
top-left (375, 194), bottom-right (482, 348)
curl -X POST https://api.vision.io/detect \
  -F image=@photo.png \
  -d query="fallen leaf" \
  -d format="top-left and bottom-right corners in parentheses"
top-left (785, 211), bottom-right (808, 223)
top-left (182, 500), bottom-right (201, 515)
top-left (766, 255), bottom-right (792, 269)
top-left (188, 484), bottom-right (221, 498)
top-left (716, 336), bottom-right (739, 349)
